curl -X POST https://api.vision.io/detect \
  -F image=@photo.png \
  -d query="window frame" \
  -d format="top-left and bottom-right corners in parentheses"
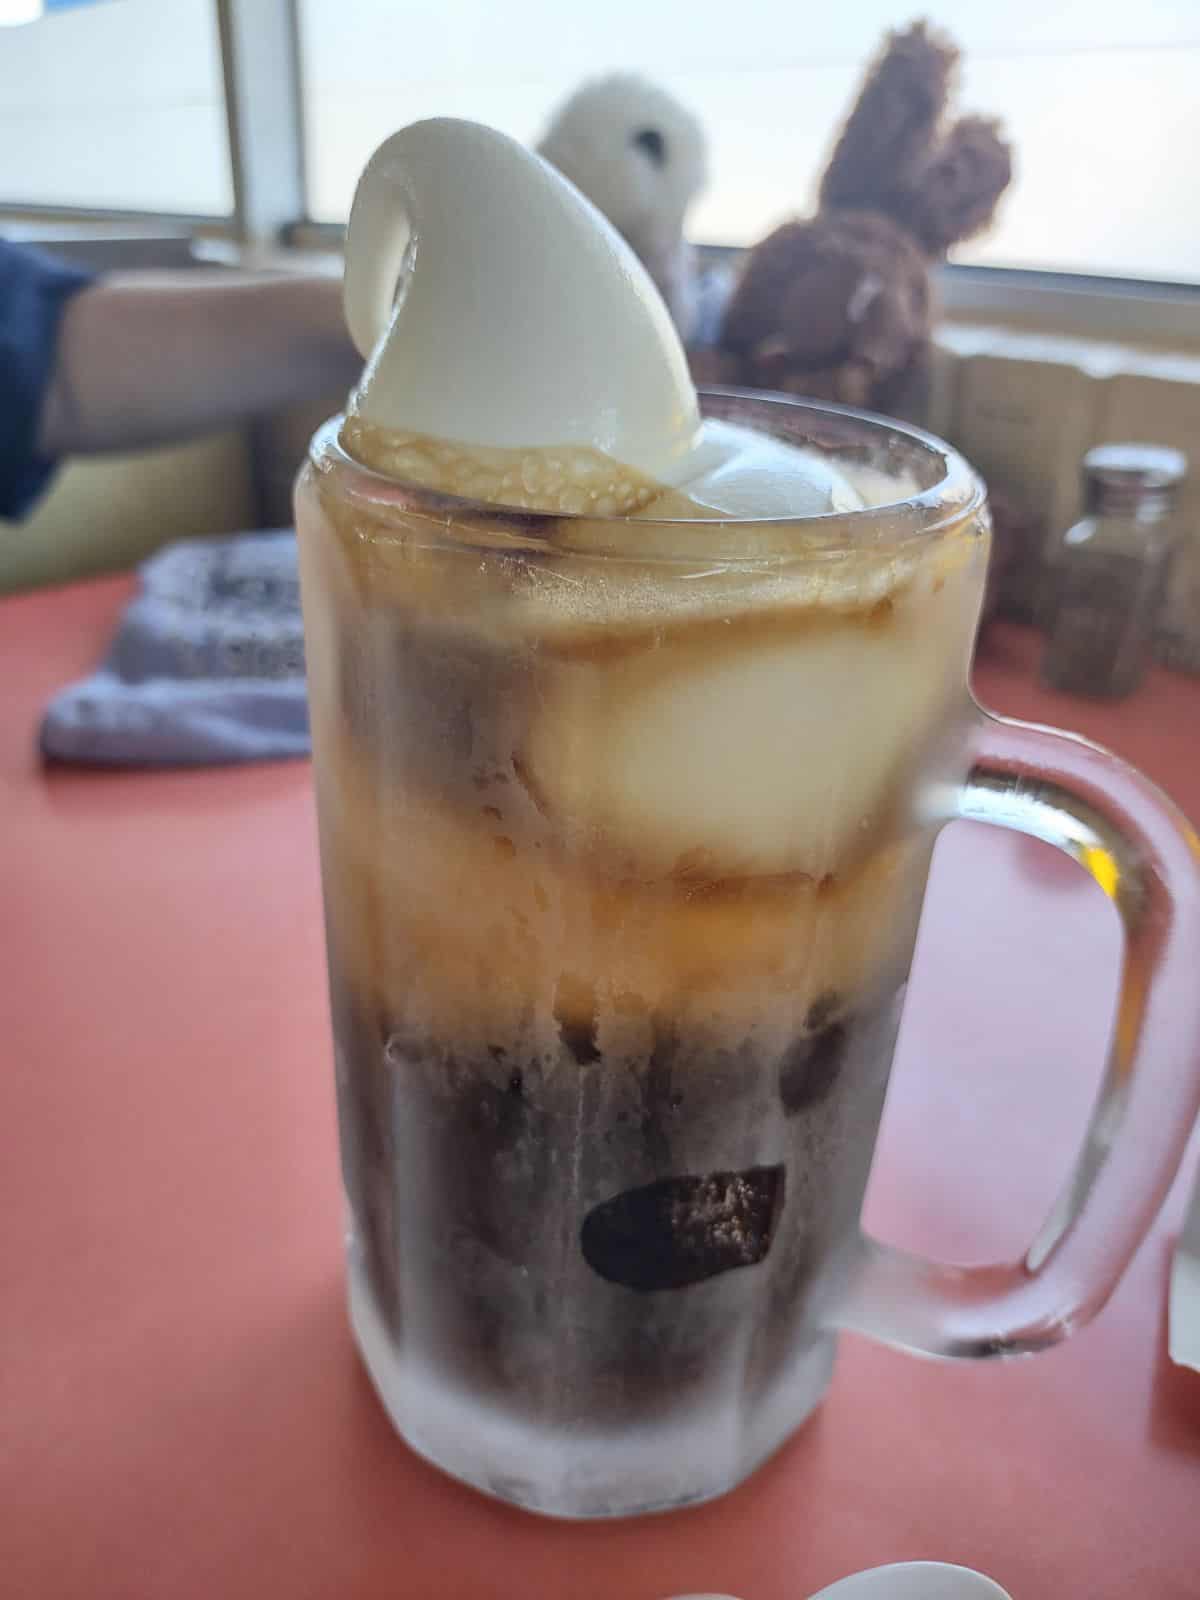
top-left (1, 0), bottom-right (1198, 345)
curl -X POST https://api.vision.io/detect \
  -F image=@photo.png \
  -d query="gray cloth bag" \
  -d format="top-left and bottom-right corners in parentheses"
top-left (40, 531), bottom-right (310, 766)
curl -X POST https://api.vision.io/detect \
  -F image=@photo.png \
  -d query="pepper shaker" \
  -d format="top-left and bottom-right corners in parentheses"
top-left (1039, 443), bottom-right (1187, 698)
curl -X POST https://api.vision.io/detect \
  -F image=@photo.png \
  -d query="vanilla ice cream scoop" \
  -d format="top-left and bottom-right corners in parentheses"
top-left (342, 118), bottom-right (860, 519)
top-left (344, 117), bottom-right (698, 481)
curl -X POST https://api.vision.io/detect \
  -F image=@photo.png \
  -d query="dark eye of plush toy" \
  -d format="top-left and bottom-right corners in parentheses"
top-left (632, 127), bottom-right (667, 167)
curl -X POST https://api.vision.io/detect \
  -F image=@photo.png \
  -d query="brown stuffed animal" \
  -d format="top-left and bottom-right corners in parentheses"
top-left (697, 22), bottom-right (1012, 418)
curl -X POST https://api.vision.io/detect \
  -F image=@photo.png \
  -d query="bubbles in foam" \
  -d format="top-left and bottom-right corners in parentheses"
top-left (342, 414), bottom-right (663, 517)
top-left (342, 414), bottom-right (865, 525)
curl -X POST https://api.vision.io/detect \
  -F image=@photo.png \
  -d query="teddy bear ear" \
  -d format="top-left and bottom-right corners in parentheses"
top-left (902, 115), bottom-right (1014, 256)
top-left (819, 21), bottom-right (957, 216)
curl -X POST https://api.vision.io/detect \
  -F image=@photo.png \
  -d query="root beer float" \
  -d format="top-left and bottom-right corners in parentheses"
top-left (295, 119), bottom-right (987, 1516)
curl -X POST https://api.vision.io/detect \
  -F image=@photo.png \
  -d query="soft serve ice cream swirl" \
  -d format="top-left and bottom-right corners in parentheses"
top-left (330, 116), bottom-right (976, 887)
top-left (341, 117), bottom-right (860, 519)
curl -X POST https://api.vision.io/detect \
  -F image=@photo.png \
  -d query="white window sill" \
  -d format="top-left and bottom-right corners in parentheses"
top-left (4, 215), bottom-right (1199, 351)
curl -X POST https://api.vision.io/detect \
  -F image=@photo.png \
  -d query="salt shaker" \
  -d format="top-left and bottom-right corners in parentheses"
top-left (1039, 443), bottom-right (1186, 698)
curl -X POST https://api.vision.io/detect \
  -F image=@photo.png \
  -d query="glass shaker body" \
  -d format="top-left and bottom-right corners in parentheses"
top-left (1041, 444), bottom-right (1186, 698)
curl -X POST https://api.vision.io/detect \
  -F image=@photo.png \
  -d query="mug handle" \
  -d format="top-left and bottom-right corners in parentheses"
top-left (834, 703), bottom-right (1200, 1357)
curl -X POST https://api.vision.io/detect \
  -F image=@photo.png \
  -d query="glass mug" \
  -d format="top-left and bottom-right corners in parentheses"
top-left (294, 393), bottom-right (1200, 1519)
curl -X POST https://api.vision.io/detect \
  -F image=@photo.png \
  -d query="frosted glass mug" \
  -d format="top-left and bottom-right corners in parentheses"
top-left (294, 392), bottom-right (1200, 1518)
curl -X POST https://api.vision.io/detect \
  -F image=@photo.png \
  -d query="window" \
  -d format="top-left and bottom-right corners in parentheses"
top-left (1, 0), bottom-right (1196, 290)
top-left (0, 0), bottom-right (231, 214)
top-left (297, 0), bottom-right (1200, 285)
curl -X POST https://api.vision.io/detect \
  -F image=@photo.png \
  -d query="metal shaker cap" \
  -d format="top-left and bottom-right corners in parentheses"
top-left (1082, 443), bottom-right (1188, 517)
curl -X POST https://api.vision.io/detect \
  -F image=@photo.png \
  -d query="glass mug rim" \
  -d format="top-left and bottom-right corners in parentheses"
top-left (307, 389), bottom-right (986, 563)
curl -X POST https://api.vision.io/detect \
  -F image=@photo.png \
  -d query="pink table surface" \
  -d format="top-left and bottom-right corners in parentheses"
top-left (2, 579), bottom-right (1199, 1600)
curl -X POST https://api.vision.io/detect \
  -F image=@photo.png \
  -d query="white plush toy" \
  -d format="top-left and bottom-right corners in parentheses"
top-left (537, 74), bottom-right (708, 340)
